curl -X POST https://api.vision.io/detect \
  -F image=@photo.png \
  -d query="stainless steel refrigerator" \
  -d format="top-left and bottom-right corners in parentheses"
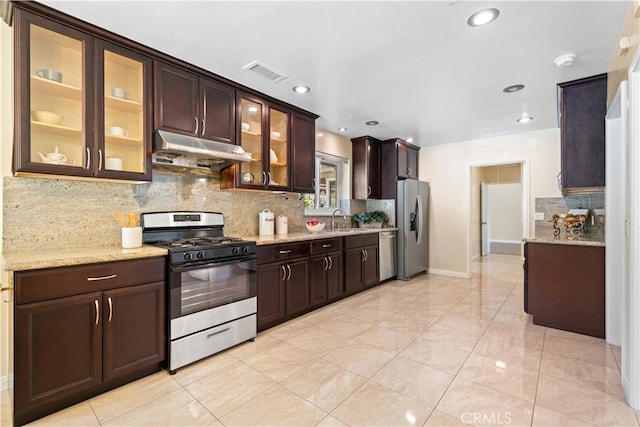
top-left (397, 180), bottom-right (429, 280)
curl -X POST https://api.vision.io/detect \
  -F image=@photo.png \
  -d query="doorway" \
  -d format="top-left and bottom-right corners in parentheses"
top-left (471, 163), bottom-right (524, 259)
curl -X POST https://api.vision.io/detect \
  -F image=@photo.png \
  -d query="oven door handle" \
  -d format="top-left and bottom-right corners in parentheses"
top-left (172, 256), bottom-right (256, 272)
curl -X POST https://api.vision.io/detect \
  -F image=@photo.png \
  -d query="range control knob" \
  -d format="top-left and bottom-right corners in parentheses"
top-left (242, 246), bottom-right (249, 254)
top-left (196, 251), bottom-right (204, 260)
top-left (183, 252), bottom-right (193, 261)
top-left (232, 247), bottom-right (240, 255)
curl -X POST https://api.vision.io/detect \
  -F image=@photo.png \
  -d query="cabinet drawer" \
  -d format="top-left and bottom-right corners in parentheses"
top-left (310, 238), bottom-right (342, 255)
top-left (257, 242), bottom-right (309, 264)
top-left (344, 233), bottom-right (379, 250)
top-left (15, 257), bottom-right (166, 304)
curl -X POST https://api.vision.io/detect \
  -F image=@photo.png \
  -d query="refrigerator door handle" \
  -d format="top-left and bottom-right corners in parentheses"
top-left (416, 195), bottom-right (424, 244)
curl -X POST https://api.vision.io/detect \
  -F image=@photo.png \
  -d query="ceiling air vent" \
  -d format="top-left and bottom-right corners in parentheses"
top-left (242, 60), bottom-right (288, 83)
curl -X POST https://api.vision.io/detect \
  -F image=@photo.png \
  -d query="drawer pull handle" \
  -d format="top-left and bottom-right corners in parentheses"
top-left (94, 300), bottom-right (99, 326)
top-left (87, 274), bottom-right (117, 281)
top-left (108, 297), bottom-right (113, 322)
top-left (279, 250), bottom-right (292, 254)
top-left (207, 327), bottom-right (231, 338)
top-left (322, 244), bottom-right (332, 248)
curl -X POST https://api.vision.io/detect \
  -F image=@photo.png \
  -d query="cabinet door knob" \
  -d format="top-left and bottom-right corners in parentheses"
top-left (328, 256), bottom-right (333, 270)
top-left (108, 297), bottom-right (113, 322)
top-left (287, 264), bottom-right (292, 280)
top-left (281, 264), bottom-right (286, 281)
top-left (323, 256), bottom-right (328, 271)
top-left (98, 149), bottom-right (103, 171)
top-left (262, 171), bottom-right (267, 185)
top-left (202, 118), bottom-right (206, 136)
top-left (367, 186), bottom-right (372, 196)
top-left (194, 117), bottom-right (199, 134)
top-left (86, 147), bottom-right (91, 170)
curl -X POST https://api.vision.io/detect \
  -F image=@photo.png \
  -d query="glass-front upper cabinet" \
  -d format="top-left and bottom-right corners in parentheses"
top-left (238, 96), bottom-right (265, 188)
top-left (14, 12), bottom-right (92, 177)
top-left (229, 93), bottom-right (289, 189)
top-left (13, 9), bottom-right (152, 181)
top-left (95, 40), bottom-right (152, 180)
top-left (268, 107), bottom-right (289, 189)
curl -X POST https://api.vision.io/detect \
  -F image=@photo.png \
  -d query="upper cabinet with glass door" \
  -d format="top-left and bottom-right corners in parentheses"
top-left (222, 94), bottom-right (289, 190)
top-left (95, 40), bottom-right (152, 180)
top-left (13, 8), bottom-right (152, 181)
top-left (14, 11), bottom-right (92, 177)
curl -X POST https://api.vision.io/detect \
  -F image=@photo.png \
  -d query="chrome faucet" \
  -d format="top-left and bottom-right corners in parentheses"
top-left (331, 208), bottom-right (346, 230)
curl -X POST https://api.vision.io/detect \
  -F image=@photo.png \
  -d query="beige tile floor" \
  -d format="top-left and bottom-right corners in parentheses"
top-left (3, 254), bottom-right (639, 426)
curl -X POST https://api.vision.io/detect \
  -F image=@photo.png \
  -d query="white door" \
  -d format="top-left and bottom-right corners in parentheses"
top-left (481, 182), bottom-right (489, 256)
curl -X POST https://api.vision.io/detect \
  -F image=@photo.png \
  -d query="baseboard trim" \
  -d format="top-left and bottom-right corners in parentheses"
top-left (429, 269), bottom-right (471, 279)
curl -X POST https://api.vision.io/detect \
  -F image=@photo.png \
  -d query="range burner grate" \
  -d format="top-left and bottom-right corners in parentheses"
top-left (158, 236), bottom-right (244, 248)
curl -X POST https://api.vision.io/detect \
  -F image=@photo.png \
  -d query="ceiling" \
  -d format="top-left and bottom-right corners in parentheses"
top-left (39, 1), bottom-right (629, 147)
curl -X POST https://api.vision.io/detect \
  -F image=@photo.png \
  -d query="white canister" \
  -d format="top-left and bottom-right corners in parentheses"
top-left (276, 214), bottom-right (288, 235)
top-left (259, 209), bottom-right (275, 236)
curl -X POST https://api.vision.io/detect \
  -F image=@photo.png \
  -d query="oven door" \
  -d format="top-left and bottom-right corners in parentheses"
top-left (169, 255), bottom-right (257, 320)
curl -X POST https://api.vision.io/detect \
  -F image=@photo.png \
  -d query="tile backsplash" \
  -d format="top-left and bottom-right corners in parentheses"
top-left (534, 194), bottom-right (605, 241)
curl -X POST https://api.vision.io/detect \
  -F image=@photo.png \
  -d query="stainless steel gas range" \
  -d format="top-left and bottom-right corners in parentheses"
top-left (141, 211), bottom-right (256, 374)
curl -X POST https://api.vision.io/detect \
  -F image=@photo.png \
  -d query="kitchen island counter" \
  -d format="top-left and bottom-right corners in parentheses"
top-left (523, 236), bottom-right (605, 247)
top-left (245, 228), bottom-right (397, 246)
top-left (3, 245), bottom-right (168, 271)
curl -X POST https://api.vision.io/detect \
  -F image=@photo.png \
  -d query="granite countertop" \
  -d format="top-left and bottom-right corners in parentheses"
top-left (522, 237), bottom-right (605, 247)
top-left (245, 228), bottom-right (398, 245)
top-left (3, 245), bottom-right (169, 272)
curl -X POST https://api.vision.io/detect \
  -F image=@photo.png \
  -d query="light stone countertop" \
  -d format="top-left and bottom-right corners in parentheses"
top-left (522, 237), bottom-right (605, 247)
top-left (3, 245), bottom-right (169, 272)
top-left (245, 228), bottom-right (398, 245)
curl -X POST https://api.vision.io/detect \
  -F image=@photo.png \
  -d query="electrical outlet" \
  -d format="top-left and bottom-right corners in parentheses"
top-left (535, 212), bottom-right (544, 221)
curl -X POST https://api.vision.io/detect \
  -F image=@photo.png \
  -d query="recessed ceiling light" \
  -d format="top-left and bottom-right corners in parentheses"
top-left (365, 120), bottom-right (379, 126)
top-left (338, 127), bottom-right (348, 132)
top-left (553, 53), bottom-right (576, 67)
top-left (406, 137), bottom-right (414, 143)
top-left (292, 85), bottom-right (311, 94)
top-left (503, 84), bottom-right (525, 93)
top-left (467, 8), bottom-right (500, 27)
top-left (517, 115), bottom-right (534, 123)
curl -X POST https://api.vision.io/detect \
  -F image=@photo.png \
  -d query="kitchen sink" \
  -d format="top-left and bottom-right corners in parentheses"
top-left (322, 228), bottom-right (360, 234)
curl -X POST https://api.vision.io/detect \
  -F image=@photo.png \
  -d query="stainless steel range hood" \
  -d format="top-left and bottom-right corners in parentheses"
top-left (153, 130), bottom-right (252, 170)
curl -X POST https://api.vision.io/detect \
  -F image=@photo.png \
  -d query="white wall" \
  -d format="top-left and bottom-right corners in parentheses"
top-left (0, 15), bottom-right (13, 389)
top-left (488, 183), bottom-right (523, 242)
top-left (420, 128), bottom-right (561, 277)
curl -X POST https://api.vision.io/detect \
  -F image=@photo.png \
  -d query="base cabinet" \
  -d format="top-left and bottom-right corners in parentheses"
top-left (309, 238), bottom-right (343, 306)
top-left (525, 242), bottom-right (604, 338)
top-left (344, 234), bottom-right (379, 294)
top-left (13, 257), bottom-right (165, 426)
top-left (257, 242), bottom-right (310, 330)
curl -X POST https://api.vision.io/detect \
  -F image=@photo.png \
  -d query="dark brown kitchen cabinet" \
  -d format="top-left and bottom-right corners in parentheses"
top-left (344, 234), bottom-right (379, 294)
top-left (154, 61), bottom-right (235, 144)
top-left (257, 262), bottom-right (286, 327)
top-left (290, 111), bottom-right (316, 193)
top-left (220, 94), bottom-right (317, 193)
top-left (13, 7), bottom-right (153, 181)
top-left (309, 238), bottom-right (344, 306)
top-left (351, 136), bottom-right (382, 199)
top-left (256, 242), bottom-right (310, 330)
top-left (558, 74), bottom-right (607, 195)
top-left (381, 138), bottom-right (420, 198)
top-left (525, 242), bottom-right (604, 338)
top-left (13, 257), bottom-right (165, 426)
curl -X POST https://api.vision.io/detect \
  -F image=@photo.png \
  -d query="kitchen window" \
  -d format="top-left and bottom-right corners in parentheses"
top-left (304, 152), bottom-right (348, 215)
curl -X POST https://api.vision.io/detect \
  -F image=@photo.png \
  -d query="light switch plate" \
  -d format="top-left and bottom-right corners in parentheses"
top-left (535, 212), bottom-right (544, 221)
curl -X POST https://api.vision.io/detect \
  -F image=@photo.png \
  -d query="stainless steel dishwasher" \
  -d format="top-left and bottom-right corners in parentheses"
top-left (379, 230), bottom-right (397, 281)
